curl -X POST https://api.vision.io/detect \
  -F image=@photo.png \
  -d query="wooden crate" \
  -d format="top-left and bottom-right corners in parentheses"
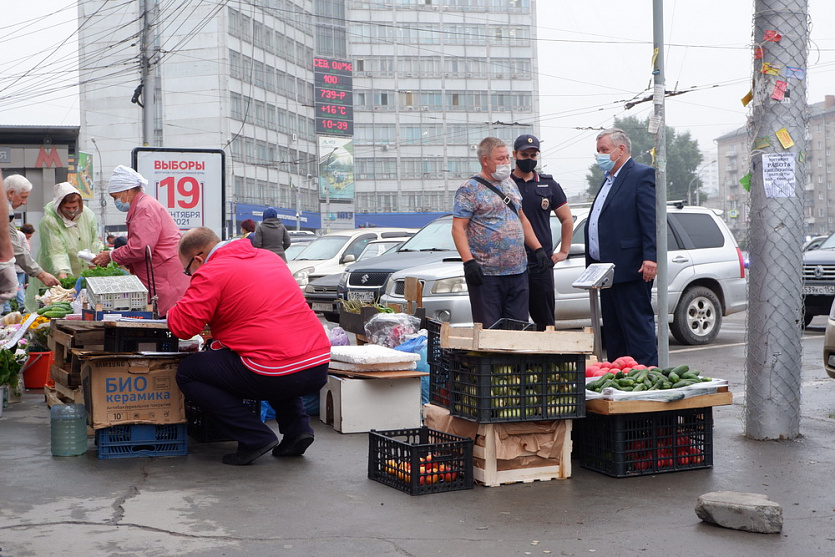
top-left (585, 388), bottom-right (732, 415)
top-left (48, 321), bottom-right (106, 388)
top-left (423, 403), bottom-right (571, 487)
top-left (473, 421), bottom-right (572, 487)
top-left (440, 322), bottom-right (594, 354)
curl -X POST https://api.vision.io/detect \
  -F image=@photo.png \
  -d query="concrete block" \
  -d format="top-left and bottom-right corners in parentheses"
top-left (695, 491), bottom-right (782, 534)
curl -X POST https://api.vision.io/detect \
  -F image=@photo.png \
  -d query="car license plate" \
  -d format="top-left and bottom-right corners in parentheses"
top-left (312, 302), bottom-right (333, 312)
top-left (347, 290), bottom-right (376, 303)
top-left (802, 285), bottom-right (835, 295)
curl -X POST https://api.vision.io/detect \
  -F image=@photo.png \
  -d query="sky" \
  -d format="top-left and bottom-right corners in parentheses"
top-left (2, 1), bottom-right (835, 198)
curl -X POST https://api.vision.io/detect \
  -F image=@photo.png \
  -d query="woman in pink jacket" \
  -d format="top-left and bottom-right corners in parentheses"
top-left (91, 165), bottom-right (189, 316)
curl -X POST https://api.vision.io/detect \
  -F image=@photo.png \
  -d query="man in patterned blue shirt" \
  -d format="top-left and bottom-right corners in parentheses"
top-left (451, 136), bottom-right (553, 328)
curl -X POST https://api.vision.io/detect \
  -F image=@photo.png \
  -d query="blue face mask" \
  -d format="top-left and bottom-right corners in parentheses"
top-left (596, 153), bottom-right (615, 172)
top-left (114, 197), bottom-right (130, 212)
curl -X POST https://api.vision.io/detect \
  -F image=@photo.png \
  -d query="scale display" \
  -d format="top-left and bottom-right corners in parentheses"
top-left (314, 57), bottom-right (353, 137)
top-left (572, 263), bottom-right (615, 290)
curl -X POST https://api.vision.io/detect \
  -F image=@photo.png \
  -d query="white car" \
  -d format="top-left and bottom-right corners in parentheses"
top-left (287, 228), bottom-right (416, 287)
top-left (381, 204), bottom-right (748, 345)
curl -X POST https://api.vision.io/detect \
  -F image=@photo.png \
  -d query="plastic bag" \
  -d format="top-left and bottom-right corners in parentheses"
top-left (395, 333), bottom-right (430, 406)
top-left (364, 313), bottom-right (421, 348)
top-left (328, 326), bottom-right (350, 346)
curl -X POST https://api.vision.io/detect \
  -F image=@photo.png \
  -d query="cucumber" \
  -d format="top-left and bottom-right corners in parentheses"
top-left (681, 371), bottom-right (700, 380)
top-left (43, 310), bottom-right (69, 318)
top-left (37, 306), bottom-right (52, 315)
top-left (668, 372), bottom-right (680, 383)
top-left (670, 364), bottom-right (690, 376)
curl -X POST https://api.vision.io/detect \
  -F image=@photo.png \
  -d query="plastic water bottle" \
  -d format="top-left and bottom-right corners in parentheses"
top-left (50, 404), bottom-right (87, 457)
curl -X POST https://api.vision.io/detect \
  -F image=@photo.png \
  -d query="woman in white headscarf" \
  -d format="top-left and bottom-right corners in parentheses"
top-left (91, 165), bottom-right (189, 316)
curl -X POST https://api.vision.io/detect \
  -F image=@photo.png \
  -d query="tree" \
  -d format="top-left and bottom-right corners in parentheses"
top-left (584, 116), bottom-right (704, 203)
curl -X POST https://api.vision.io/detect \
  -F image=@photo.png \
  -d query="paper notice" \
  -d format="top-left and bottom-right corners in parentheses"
top-left (762, 153), bottom-right (796, 198)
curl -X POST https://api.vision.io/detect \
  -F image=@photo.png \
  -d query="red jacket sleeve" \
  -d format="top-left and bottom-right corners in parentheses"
top-left (167, 272), bottom-right (219, 339)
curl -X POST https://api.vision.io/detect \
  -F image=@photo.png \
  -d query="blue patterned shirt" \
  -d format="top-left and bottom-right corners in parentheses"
top-left (453, 176), bottom-right (526, 276)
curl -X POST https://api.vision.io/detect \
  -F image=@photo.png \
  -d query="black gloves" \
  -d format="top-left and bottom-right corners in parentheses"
top-left (463, 259), bottom-right (484, 287)
top-left (535, 247), bottom-right (554, 269)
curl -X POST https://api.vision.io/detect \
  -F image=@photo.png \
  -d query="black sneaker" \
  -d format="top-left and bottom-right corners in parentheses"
top-left (272, 432), bottom-right (314, 457)
top-left (221, 439), bottom-right (279, 466)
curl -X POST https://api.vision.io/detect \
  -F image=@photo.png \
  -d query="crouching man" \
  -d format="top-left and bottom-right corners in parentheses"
top-left (167, 227), bottom-right (331, 465)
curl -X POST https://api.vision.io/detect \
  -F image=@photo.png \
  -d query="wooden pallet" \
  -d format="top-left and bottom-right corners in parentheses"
top-left (474, 420), bottom-right (572, 487)
top-left (44, 382), bottom-right (84, 407)
top-left (440, 322), bottom-right (594, 354)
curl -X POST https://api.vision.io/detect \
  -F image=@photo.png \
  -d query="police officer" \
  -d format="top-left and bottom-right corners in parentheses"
top-left (511, 134), bottom-right (573, 330)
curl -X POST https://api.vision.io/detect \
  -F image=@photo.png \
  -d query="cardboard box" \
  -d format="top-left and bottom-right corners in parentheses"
top-left (319, 374), bottom-right (421, 433)
top-left (81, 354), bottom-right (188, 429)
top-left (82, 309), bottom-right (154, 321)
top-left (423, 403), bottom-right (572, 486)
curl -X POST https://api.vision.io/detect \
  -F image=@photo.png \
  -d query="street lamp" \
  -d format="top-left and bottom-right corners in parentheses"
top-left (688, 159), bottom-right (716, 206)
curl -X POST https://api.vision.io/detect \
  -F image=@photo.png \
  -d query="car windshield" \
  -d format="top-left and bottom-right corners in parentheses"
top-left (396, 218), bottom-right (456, 252)
top-left (284, 243), bottom-right (308, 261)
top-left (357, 241), bottom-right (402, 261)
top-left (294, 236), bottom-right (351, 260)
top-left (817, 234), bottom-right (835, 250)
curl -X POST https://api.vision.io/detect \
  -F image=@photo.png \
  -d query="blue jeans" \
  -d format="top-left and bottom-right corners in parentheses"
top-left (3, 272), bottom-right (26, 313)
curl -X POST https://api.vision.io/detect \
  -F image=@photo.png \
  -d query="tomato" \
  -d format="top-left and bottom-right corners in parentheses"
top-left (621, 366), bottom-right (633, 375)
top-left (676, 449), bottom-right (691, 465)
top-left (593, 369), bottom-right (609, 377)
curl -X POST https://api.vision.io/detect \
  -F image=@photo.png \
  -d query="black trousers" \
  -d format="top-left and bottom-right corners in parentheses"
top-left (466, 271), bottom-right (529, 328)
top-left (176, 348), bottom-right (328, 451)
top-left (527, 262), bottom-right (556, 330)
top-left (600, 279), bottom-right (658, 366)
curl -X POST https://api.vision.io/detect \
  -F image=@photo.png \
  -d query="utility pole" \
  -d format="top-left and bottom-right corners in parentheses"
top-left (745, 0), bottom-right (808, 440)
top-left (140, 0), bottom-right (157, 146)
top-left (90, 137), bottom-right (106, 235)
top-left (652, 0), bottom-right (670, 368)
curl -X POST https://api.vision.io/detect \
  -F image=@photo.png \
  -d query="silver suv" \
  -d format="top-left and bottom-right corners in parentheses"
top-left (380, 203), bottom-right (748, 346)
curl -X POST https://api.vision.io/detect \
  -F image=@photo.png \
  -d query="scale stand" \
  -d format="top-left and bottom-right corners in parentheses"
top-left (571, 263), bottom-right (615, 362)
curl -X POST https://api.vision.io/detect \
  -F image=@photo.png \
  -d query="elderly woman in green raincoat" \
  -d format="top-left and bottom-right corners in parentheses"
top-left (26, 183), bottom-right (102, 305)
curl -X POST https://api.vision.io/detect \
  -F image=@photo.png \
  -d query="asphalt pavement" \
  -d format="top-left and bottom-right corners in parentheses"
top-left (2, 313), bottom-right (834, 556)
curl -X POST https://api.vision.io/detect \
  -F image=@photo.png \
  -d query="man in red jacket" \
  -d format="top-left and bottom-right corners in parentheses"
top-left (168, 227), bottom-right (331, 465)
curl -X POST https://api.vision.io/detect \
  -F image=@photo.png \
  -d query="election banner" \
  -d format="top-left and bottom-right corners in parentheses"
top-left (132, 148), bottom-right (226, 238)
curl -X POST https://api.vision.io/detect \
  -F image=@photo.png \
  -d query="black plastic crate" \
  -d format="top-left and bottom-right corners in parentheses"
top-left (95, 423), bottom-right (187, 459)
top-left (104, 327), bottom-right (178, 352)
top-left (185, 398), bottom-right (260, 442)
top-left (441, 351), bottom-right (585, 423)
top-left (426, 319), bottom-right (443, 368)
top-left (573, 407), bottom-right (713, 477)
top-left (368, 426), bottom-right (473, 496)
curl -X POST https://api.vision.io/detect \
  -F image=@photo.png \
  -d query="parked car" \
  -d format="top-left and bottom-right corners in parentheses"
top-left (802, 231), bottom-right (835, 326)
top-left (287, 228), bottom-right (415, 288)
top-left (380, 204), bottom-right (748, 346)
top-left (304, 239), bottom-right (406, 322)
top-left (337, 215), bottom-right (460, 305)
top-left (803, 235), bottom-right (828, 251)
top-left (284, 234), bottom-right (317, 261)
top-left (824, 302), bottom-right (835, 379)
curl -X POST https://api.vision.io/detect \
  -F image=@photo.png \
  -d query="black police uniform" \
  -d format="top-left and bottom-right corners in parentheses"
top-left (512, 171), bottom-right (568, 330)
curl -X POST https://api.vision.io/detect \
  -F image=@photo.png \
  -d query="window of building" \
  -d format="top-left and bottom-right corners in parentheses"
top-left (230, 92), bottom-right (242, 120)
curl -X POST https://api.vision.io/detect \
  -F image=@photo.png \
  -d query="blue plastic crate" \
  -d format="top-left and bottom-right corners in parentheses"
top-left (95, 423), bottom-right (188, 459)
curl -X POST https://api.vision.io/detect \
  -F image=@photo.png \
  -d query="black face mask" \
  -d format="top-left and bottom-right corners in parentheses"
top-left (516, 158), bottom-right (537, 173)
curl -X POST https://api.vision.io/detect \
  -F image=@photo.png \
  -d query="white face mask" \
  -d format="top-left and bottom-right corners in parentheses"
top-left (491, 164), bottom-right (511, 181)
